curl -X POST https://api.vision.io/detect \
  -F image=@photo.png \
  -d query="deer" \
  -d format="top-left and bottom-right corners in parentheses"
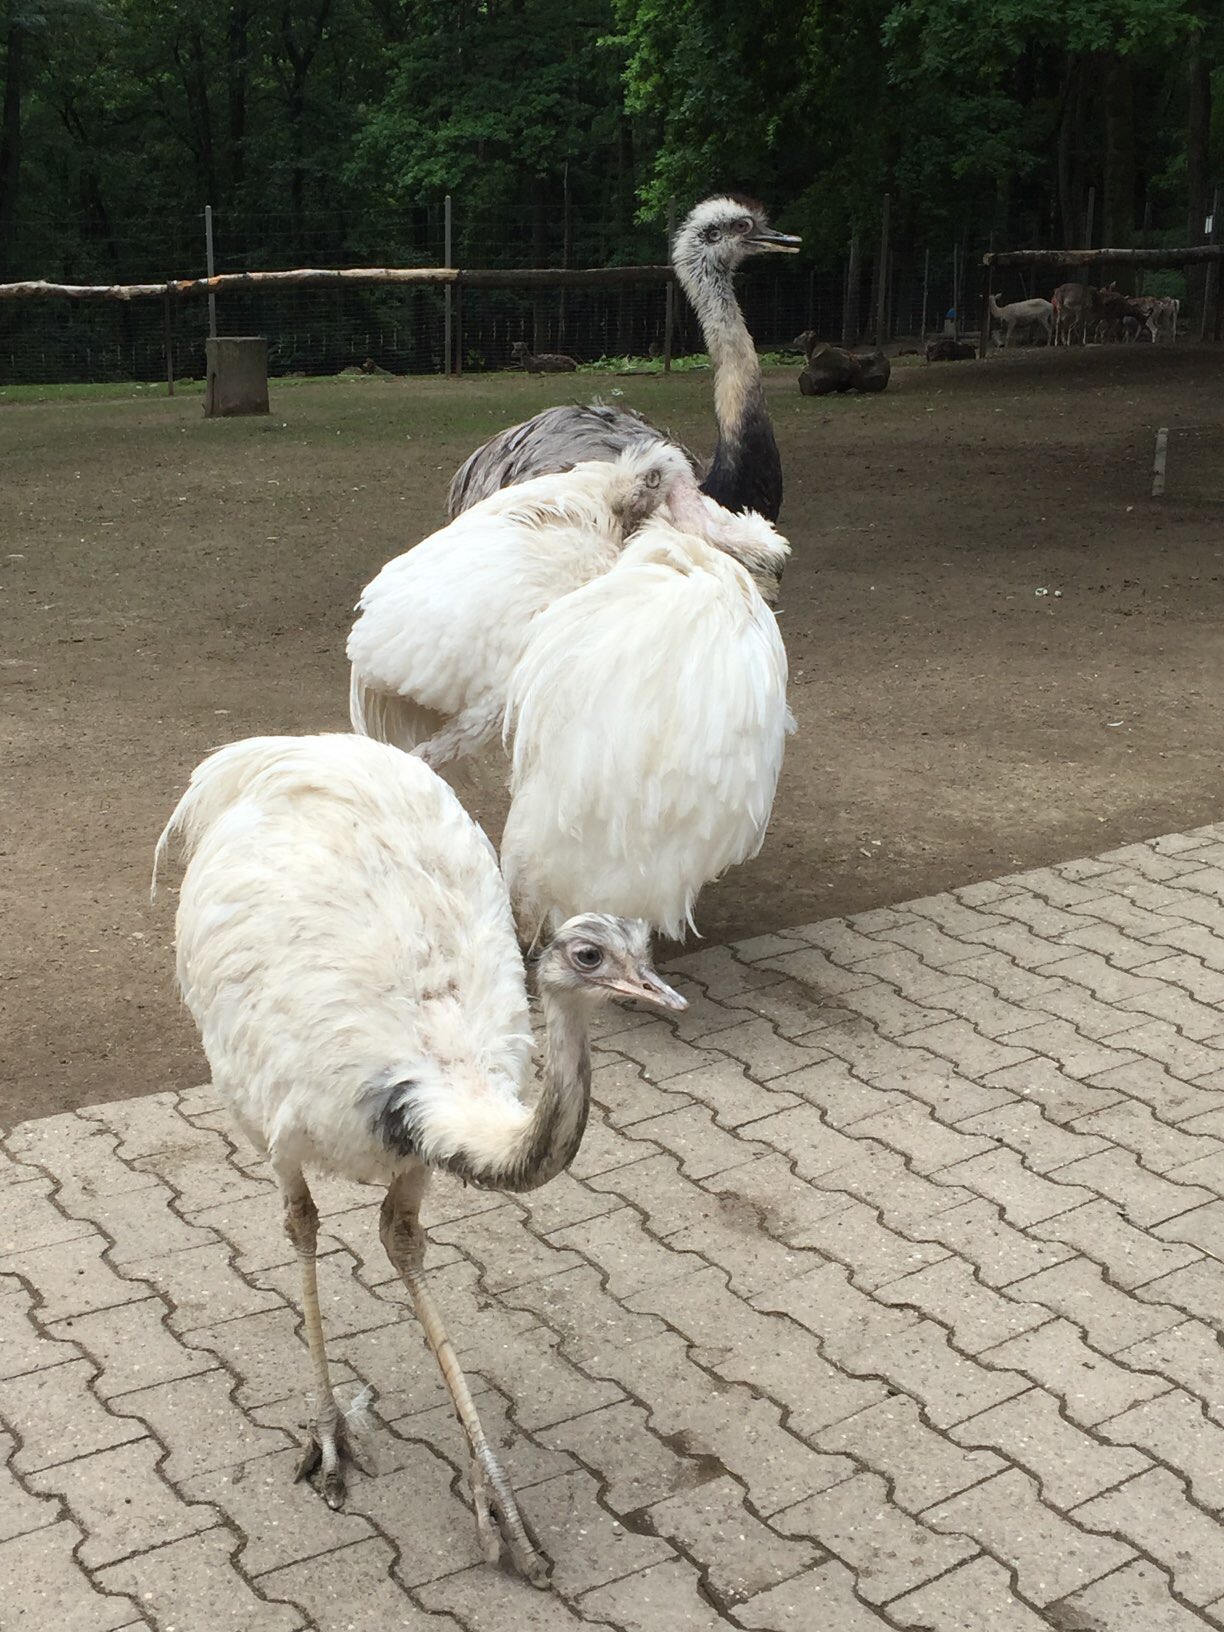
top-left (1051, 283), bottom-right (1097, 346)
top-left (988, 293), bottom-right (1054, 347)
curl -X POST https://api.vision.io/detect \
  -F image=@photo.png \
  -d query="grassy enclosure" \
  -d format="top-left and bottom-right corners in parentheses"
top-left (2, 348), bottom-right (1222, 1126)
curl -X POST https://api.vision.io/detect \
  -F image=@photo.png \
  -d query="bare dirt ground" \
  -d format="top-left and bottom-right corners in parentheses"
top-left (3, 346), bottom-right (1221, 1125)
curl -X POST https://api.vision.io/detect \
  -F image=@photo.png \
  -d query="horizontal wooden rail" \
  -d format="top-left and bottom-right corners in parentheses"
top-left (984, 246), bottom-right (1224, 269)
top-left (0, 264), bottom-right (675, 302)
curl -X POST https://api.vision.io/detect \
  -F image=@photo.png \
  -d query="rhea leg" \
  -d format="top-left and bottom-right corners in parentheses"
top-left (279, 1166), bottom-right (363, 1508)
top-left (379, 1169), bottom-right (551, 1588)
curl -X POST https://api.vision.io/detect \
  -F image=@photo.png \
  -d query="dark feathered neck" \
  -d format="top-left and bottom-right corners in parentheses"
top-left (675, 259), bottom-right (783, 523)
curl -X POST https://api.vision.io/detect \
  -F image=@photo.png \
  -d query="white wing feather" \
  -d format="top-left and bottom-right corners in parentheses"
top-left (346, 452), bottom-right (667, 762)
top-left (502, 520), bottom-right (792, 940)
top-left (154, 734), bottom-right (535, 1183)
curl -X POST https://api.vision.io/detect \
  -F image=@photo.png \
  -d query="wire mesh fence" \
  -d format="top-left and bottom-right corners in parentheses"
top-left (0, 198), bottom-right (1197, 387)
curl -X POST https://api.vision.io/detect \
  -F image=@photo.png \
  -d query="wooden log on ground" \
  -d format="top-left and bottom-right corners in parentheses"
top-left (799, 344), bottom-right (858, 395)
top-left (925, 338), bottom-right (976, 362)
top-left (798, 344), bottom-right (892, 396)
top-left (854, 350), bottom-right (891, 391)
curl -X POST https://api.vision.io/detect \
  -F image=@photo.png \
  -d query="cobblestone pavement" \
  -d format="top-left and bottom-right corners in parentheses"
top-left (5, 832), bottom-right (1224, 1630)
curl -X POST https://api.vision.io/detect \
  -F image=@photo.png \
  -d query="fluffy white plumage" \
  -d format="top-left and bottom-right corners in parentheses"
top-left (347, 442), bottom-right (693, 762)
top-left (155, 733), bottom-right (537, 1184)
top-left (153, 733), bottom-right (686, 1582)
top-left (502, 518), bottom-right (793, 941)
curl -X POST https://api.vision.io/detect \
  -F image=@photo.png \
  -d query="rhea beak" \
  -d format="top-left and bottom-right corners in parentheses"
top-left (748, 227), bottom-right (802, 255)
top-left (607, 966), bottom-right (688, 1012)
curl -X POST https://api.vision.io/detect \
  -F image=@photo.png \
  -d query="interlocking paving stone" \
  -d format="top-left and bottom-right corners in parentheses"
top-left (924, 1466), bottom-right (1136, 1604)
top-left (0, 1359), bottom-right (145, 1474)
top-left (890, 1554), bottom-right (1055, 1630)
top-left (948, 1386), bottom-right (1152, 1508)
top-left (872, 1255), bottom-right (1053, 1353)
top-left (579, 1558), bottom-right (730, 1631)
top-left (1047, 1558), bottom-right (1219, 1632)
top-left (643, 1474), bottom-right (820, 1605)
top-left (815, 1394), bottom-right (1005, 1509)
top-left (1073, 1468), bottom-right (1224, 1605)
top-left (770, 1469), bottom-right (977, 1602)
top-left (26, 1436), bottom-right (220, 1568)
top-left (1, 1233), bottom-right (153, 1324)
top-left (0, 1429), bottom-right (60, 1542)
top-left (736, 1559), bottom-right (895, 1629)
top-left (95, 1526), bottom-right (305, 1631)
top-left (978, 1318), bottom-right (1172, 1428)
top-left (1098, 1388), bottom-right (1224, 1510)
top-left (521, 1467), bottom-right (673, 1597)
top-left (1003, 1257), bottom-right (1186, 1354)
top-left (1, 1285), bottom-right (87, 1381)
top-left (1133, 1259), bottom-right (1224, 1331)
top-left (1114, 1320), bottom-right (1224, 1420)
top-left (45, 1297), bottom-right (214, 1400)
top-left (259, 1536), bottom-right (465, 1632)
top-left (0, 1520), bottom-right (139, 1629)
top-left (1031, 1198), bottom-right (1205, 1288)
top-left (9, 825), bottom-right (1224, 1630)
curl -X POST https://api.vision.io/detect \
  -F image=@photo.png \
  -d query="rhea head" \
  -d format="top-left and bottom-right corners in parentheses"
top-left (672, 194), bottom-right (801, 292)
top-left (537, 915), bottom-right (687, 1012)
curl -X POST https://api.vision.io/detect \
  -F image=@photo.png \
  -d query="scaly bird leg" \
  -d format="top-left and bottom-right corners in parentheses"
top-left (379, 1172), bottom-right (551, 1589)
top-left (281, 1168), bottom-right (365, 1508)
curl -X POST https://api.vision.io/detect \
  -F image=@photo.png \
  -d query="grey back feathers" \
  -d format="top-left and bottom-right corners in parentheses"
top-left (445, 194), bottom-right (797, 525)
top-left (446, 402), bottom-right (697, 518)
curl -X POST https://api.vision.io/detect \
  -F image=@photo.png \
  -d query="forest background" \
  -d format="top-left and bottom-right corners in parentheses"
top-left (0, 0), bottom-right (1220, 372)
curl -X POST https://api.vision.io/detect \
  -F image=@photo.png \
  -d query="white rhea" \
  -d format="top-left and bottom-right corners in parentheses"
top-left (153, 733), bottom-right (685, 1587)
top-left (347, 442), bottom-right (692, 759)
top-left (348, 440), bottom-right (788, 763)
top-left (446, 194), bottom-right (800, 524)
top-left (502, 517), bottom-right (793, 942)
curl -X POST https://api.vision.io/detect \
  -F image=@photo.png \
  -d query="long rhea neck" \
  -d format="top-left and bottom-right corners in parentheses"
top-left (678, 260), bottom-right (782, 522)
top-left (496, 991), bottom-right (592, 1192)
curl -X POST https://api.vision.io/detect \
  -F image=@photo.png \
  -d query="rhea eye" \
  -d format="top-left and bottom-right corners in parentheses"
top-left (703, 226), bottom-right (720, 243)
top-left (737, 218), bottom-right (754, 234)
top-left (573, 945), bottom-right (603, 970)
top-left (645, 469), bottom-right (661, 489)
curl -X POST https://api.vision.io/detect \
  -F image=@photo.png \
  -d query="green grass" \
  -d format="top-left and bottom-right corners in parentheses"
top-left (576, 349), bottom-right (802, 374)
top-left (0, 378), bottom-right (205, 405)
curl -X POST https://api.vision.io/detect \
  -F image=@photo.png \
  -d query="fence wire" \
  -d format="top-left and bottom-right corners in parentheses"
top-left (0, 202), bottom-right (1196, 386)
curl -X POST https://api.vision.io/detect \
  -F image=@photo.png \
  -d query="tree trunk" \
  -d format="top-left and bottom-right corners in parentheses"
top-left (0, 4), bottom-right (24, 279)
top-left (227, 0), bottom-right (250, 193)
top-left (1187, 31), bottom-right (1212, 315)
top-left (1101, 51), bottom-right (1135, 288)
top-left (1057, 58), bottom-right (1077, 246)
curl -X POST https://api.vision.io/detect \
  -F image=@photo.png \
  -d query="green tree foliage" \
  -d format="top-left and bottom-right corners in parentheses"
top-left (0, 0), bottom-right (1220, 282)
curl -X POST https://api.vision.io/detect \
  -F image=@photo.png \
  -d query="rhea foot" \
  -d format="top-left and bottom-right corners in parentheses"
top-left (470, 1441), bottom-right (552, 1589)
top-left (295, 1407), bottom-right (370, 1510)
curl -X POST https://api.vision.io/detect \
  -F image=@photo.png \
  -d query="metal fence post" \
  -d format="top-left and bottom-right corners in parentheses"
top-left (443, 193), bottom-right (453, 376)
top-left (204, 205), bottom-right (217, 338)
top-left (163, 287), bottom-right (175, 396)
top-left (663, 197), bottom-right (676, 371)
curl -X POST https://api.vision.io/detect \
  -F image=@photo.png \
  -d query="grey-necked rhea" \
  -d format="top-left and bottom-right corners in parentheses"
top-left (446, 194), bottom-right (800, 523)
